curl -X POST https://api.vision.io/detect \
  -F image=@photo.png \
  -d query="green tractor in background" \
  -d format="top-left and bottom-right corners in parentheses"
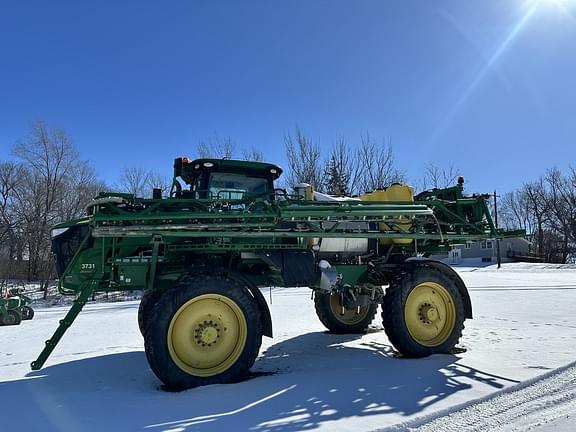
top-left (0, 287), bottom-right (34, 326)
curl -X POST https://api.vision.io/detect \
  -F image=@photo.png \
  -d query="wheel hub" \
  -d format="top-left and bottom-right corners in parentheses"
top-left (167, 294), bottom-right (248, 377)
top-left (404, 282), bottom-right (456, 347)
top-left (329, 293), bottom-right (370, 325)
top-left (419, 303), bottom-right (439, 323)
top-left (194, 320), bottom-right (221, 346)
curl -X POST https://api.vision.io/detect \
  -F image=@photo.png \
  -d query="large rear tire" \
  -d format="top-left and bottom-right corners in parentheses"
top-left (138, 289), bottom-right (164, 335)
top-left (1, 310), bottom-right (22, 326)
top-left (144, 275), bottom-right (263, 390)
top-left (382, 264), bottom-right (465, 357)
top-left (314, 291), bottom-right (378, 334)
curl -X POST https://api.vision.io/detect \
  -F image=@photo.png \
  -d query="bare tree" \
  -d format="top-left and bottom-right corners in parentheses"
top-left (523, 179), bottom-right (550, 259)
top-left (12, 122), bottom-right (79, 283)
top-left (500, 189), bottom-right (534, 233)
top-left (0, 161), bottom-right (22, 243)
top-left (117, 166), bottom-right (150, 197)
top-left (147, 171), bottom-right (172, 196)
top-left (197, 135), bottom-right (235, 159)
top-left (241, 147), bottom-right (264, 162)
top-left (487, 166), bottom-right (576, 263)
top-left (116, 167), bottom-right (172, 198)
top-left (356, 133), bottom-right (405, 193)
top-left (8, 121), bottom-right (100, 286)
top-left (56, 161), bottom-right (104, 221)
top-left (285, 128), bottom-right (324, 191)
top-left (13, 121), bottom-right (80, 224)
top-left (0, 162), bottom-right (25, 279)
top-left (419, 162), bottom-right (460, 190)
top-left (544, 167), bottom-right (576, 262)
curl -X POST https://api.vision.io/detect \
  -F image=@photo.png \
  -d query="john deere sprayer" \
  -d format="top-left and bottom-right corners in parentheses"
top-left (33, 157), bottom-right (518, 390)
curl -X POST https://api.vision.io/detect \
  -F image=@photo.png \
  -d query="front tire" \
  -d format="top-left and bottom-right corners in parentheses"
top-left (314, 291), bottom-right (378, 334)
top-left (144, 275), bottom-right (263, 390)
top-left (21, 306), bottom-right (34, 320)
top-left (382, 264), bottom-right (465, 357)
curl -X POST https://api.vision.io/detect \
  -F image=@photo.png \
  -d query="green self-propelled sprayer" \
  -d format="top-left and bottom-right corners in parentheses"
top-left (34, 157), bottom-right (522, 389)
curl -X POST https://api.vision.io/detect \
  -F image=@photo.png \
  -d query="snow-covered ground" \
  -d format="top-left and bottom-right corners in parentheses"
top-left (1, 263), bottom-right (575, 431)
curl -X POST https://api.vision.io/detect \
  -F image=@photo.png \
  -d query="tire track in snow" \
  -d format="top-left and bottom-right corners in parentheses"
top-left (381, 361), bottom-right (576, 432)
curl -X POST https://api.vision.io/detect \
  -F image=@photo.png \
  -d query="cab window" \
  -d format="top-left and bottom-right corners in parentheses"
top-left (208, 172), bottom-right (268, 199)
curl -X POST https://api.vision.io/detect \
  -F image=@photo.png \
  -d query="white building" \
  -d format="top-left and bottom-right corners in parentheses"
top-left (433, 237), bottom-right (532, 265)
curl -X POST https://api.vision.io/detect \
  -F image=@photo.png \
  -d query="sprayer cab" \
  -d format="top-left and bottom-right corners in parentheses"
top-left (171, 157), bottom-right (283, 200)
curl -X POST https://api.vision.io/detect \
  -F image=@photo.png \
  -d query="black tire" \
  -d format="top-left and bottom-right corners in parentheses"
top-left (21, 306), bottom-right (34, 320)
top-left (138, 289), bottom-right (164, 336)
top-left (144, 275), bottom-right (263, 390)
top-left (382, 264), bottom-right (465, 357)
top-left (2, 310), bottom-right (22, 326)
top-left (314, 291), bottom-right (378, 334)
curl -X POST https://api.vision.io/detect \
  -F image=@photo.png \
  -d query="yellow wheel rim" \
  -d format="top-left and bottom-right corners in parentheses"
top-left (167, 294), bottom-right (247, 377)
top-left (404, 282), bottom-right (456, 347)
top-left (329, 294), bottom-right (371, 325)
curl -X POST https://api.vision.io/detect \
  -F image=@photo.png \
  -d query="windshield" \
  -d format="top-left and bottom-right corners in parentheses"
top-left (208, 172), bottom-right (268, 199)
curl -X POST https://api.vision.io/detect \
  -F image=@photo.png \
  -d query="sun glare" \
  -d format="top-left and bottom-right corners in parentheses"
top-left (525, 0), bottom-right (575, 10)
top-left (524, 0), bottom-right (576, 20)
top-left (528, 0), bottom-right (570, 4)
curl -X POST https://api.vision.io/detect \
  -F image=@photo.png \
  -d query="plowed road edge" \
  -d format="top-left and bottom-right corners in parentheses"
top-left (381, 361), bottom-right (576, 432)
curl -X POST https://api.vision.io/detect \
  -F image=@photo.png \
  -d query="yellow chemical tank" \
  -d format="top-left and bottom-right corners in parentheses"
top-left (360, 184), bottom-right (414, 245)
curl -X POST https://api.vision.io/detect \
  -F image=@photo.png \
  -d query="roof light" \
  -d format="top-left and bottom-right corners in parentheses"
top-left (270, 168), bottom-right (277, 174)
top-left (203, 162), bottom-right (214, 168)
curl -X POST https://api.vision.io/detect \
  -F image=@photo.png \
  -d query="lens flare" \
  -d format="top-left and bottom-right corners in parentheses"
top-left (428, 3), bottom-right (538, 146)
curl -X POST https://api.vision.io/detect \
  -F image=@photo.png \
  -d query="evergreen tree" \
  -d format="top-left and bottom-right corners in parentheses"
top-left (324, 154), bottom-right (349, 196)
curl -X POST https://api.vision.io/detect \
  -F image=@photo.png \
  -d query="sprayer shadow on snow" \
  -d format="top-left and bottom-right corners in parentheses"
top-left (1, 332), bottom-right (518, 432)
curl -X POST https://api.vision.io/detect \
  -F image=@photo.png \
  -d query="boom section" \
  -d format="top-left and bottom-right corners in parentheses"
top-left (87, 193), bottom-right (497, 243)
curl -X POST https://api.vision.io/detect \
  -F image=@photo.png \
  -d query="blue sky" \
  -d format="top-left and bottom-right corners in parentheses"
top-left (1, 0), bottom-right (575, 193)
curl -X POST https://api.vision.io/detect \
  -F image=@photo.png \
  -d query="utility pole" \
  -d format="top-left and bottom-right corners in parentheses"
top-left (494, 190), bottom-right (501, 269)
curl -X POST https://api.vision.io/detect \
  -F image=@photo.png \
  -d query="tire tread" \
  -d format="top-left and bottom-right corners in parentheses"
top-left (144, 274), bottom-right (263, 390)
top-left (381, 263), bottom-right (465, 357)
